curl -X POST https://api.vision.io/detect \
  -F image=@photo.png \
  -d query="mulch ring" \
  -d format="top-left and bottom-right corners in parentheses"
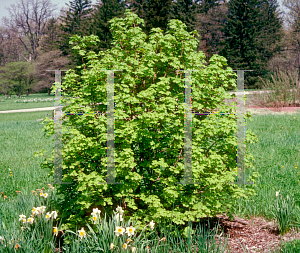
top-left (209, 215), bottom-right (300, 253)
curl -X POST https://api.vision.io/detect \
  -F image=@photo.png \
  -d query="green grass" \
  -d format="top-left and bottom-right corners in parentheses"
top-left (272, 239), bottom-right (300, 252)
top-left (1, 93), bottom-right (300, 252)
top-left (232, 113), bottom-right (300, 221)
top-left (0, 93), bottom-right (56, 111)
top-left (0, 93), bottom-right (76, 111)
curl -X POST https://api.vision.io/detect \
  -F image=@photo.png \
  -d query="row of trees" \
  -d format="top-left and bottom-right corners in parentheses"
top-left (0, 0), bottom-right (300, 96)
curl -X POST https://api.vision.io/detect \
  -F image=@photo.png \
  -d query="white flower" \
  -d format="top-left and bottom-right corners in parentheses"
top-left (115, 213), bottom-right (123, 221)
top-left (116, 206), bottom-right (124, 215)
top-left (27, 217), bottom-right (34, 224)
top-left (126, 226), bottom-right (136, 236)
top-left (51, 211), bottom-right (58, 219)
top-left (39, 206), bottom-right (46, 214)
top-left (45, 212), bottom-right (52, 221)
top-left (31, 207), bottom-right (39, 216)
top-left (19, 214), bottom-right (26, 221)
top-left (114, 226), bottom-right (125, 236)
top-left (122, 243), bottom-right (128, 250)
top-left (36, 206), bottom-right (46, 215)
top-left (131, 247), bottom-right (136, 252)
top-left (92, 208), bottom-right (101, 216)
top-left (276, 190), bottom-right (280, 197)
top-left (53, 227), bottom-right (58, 236)
top-left (78, 227), bottom-right (87, 239)
top-left (110, 243), bottom-right (114, 249)
top-left (43, 193), bottom-right (48, 198)
top-left (149, 220), bottom-right (155, 230)
top-left (91, 215), bottom-right (98, 224)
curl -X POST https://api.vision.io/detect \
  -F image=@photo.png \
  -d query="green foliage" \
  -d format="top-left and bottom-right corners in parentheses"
top-left (38, 9), bottom-right (259, 237)
top-left (0, 61), bottom-right (36, 97)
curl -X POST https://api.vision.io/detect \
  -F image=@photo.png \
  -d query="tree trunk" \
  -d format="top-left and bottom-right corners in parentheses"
top-left (48, 88), bottom-right (51, 95)
top-left (298, 51), bottom-right (300, 90)
top-left (26, 90), bottom-right (29, 96)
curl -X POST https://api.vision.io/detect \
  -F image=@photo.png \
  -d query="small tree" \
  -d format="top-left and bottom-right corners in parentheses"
top-left (0, 61), bottom-right (36, 97)
top-left (38, 9), bottom-right (259, 236)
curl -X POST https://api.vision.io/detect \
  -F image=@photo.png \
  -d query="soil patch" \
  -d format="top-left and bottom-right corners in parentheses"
top-left (213, 215), bottom-right (300, 253)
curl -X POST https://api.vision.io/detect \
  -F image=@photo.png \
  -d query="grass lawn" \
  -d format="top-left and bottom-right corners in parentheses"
top-left (0, 88), bottom-right (272, 111)
top-left (1, 92), bottom-right (300, 252)
top-left (0, 93), bottom-right (77, 111)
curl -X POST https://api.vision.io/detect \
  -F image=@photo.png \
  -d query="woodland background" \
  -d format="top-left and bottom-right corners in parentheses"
top-left (0, 0), bottom-right (300, 97)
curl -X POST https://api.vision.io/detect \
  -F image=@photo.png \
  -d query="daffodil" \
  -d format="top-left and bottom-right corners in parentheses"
top-left (149, 220), bottom-right (155, 230)
top-left (19, 215), bottom-right (26, 221)
top-left (15, 243), bottom-right (20, 249)
top-left (131, 247), bottom-right (136, 252)
top-left (114, 226), bottom-right (125, 236)
top-left (78, 227), bottom-right (86, 239)
top-left (39, 192), bottom-right (43, 197)
top-left (116, 206), bottom-right (124, 215)
top-left (31, 207), bottom-right (39, 216)
top-left (92, 215), bottom-right (98, 224)
top-left (51, 211), bottom-right (58, 219)
top-left (126, 226), bottom-right (135, 236)
top-left (276, 190), bottom-right (280, 197)
top-left (92, 208), bottom-right (101, 216)
top-left (53, 227), bottom-right (58, 236)
top-left (39, 206), bottom-right (46, 214)
top-left (110, 243), bottom-right (114, 249)
top-left (122, 243), bottom-right (128, 249)
top-left (115, 213), bottom-right (123, 221)
top-left (45, 212), bottom-right (51, 221)
top-left (27, 217), bottom-right (34, 224)
top-left (43, 193), bottom-right (48, 198)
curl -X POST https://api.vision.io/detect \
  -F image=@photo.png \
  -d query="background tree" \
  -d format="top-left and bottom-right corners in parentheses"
top-left (59, 0), bottom-right (93, 56)
top-left (199, 0), bottom-right (220, 13)
top-left (126, 0), bottom-right (174, 38)
top-left (0, 23), bottom-right (31, 65)
top-left (218, 0), bottom-right (284, 89)
top-left (88, 0), bottom-right (128, 53)
top-left (0, 62), bottom-right (36, 97)
top-left (196, 1), bottom-right (229, 60)
top-left (169, 0), bottom-right (202, 50)
top-left (282, 0), bottom-right (300, 89)
top-left (33, 50), bottom-right (71, 95)
top-left (5, 0), bottom-right (58, 62)
top-left (38, 17), bottom-right (63, 53)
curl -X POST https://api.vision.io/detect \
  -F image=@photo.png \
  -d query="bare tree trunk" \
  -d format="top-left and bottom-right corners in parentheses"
top-left (298, 51), bottom-right (300, 90)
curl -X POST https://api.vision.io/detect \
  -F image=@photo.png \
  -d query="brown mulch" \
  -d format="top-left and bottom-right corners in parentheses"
top-left (210, 215), bottom-right (300, 253)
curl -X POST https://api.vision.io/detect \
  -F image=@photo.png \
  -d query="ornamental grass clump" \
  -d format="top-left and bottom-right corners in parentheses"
top-left (38, 9), bottom-right (259, 238)
top-left (254, 69), bottom-right (300, 107)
